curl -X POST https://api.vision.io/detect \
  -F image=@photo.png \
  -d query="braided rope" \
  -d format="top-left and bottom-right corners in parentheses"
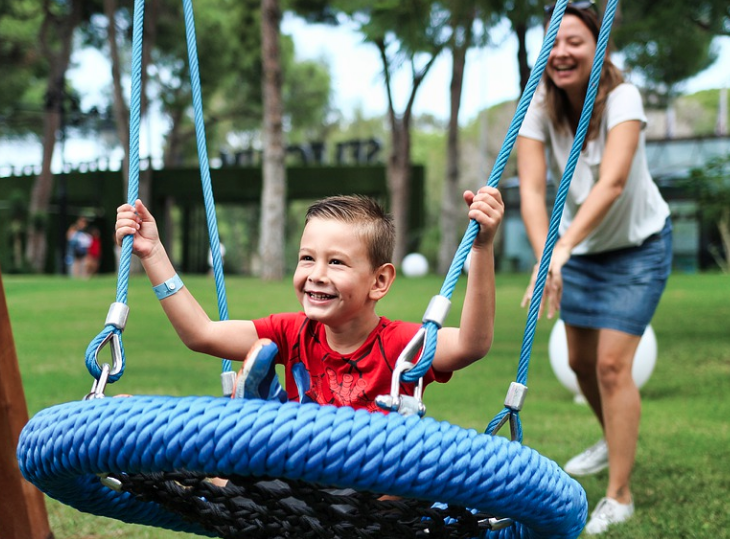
top-left (83, 0), bottom-right (146, 382)
top-left (486, 0), bottom-right (619, 437)
top-left (19, 396), bottom-right (587, 538)
top-left (401, 0), bottom-right (571, 386)
top-left (84, 0), bottom-right (233, 384)
top-left (182, 0), bottom-right (232, 374)
top-left (403, 0), bottom-right (620, 445)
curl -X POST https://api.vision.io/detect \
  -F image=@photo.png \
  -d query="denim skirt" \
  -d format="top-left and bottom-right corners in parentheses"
top-left (560, 218), bottom-right (673, 336)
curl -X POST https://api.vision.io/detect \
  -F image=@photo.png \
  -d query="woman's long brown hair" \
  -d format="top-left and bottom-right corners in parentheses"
top-left (543, 5), bottom-right (624, 141)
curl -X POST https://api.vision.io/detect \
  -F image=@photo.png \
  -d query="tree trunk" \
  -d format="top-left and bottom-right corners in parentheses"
top-left (515, 21), bottom-right (530, 94)
top-left (106, 0), bottom-right (156, 201)
top-left (388, 120), bottom-right (412, 266)
top-left (163, 106), bottom-right (186, 167)
top-left (259, 0), bottom-right (286, 280)
top-left (718, 208), bottom-right (730, 273)
top-left (376, 39), bottom-right (442, 267)
top-left (25, 0), bottom-right (83, 273)
top-left (105, 0), bottom-right (130, 190)
top-left (438, 31), bottom-right (469, 275)
top-left (26, 106), bottom-right (60, 273)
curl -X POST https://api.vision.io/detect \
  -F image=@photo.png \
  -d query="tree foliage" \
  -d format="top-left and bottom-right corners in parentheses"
top-left (612, 0), bottom-right (724, 101)
top-left (0, 1), bottom-right (46, 137)
top-left (684, 154), bottom-right (730, 273)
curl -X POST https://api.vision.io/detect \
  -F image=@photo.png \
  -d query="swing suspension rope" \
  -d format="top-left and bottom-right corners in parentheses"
top-left (398, 0), bottom-right (620, 442)
top-left (17, 0), bottom-right (620, 537)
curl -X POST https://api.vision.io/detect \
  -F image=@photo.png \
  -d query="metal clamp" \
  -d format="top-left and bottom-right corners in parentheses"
top-left (98, 473), bottom-right (123, 491)
top-left (422, 295), bottom-right (451, 328)
top-left (504, 382), bottom-right (528, 411)
top-left (221, 371), bottom-right (236, 397)
top-left (481, 516), bottom-right (514, 530)
top-left (105, 302), bottom-right (130, 331)
top-left (491, 383), bottom-right (529, 441)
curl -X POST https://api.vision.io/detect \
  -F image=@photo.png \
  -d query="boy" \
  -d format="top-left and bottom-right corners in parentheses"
top-left (115, 188), bottom-right (503, 411)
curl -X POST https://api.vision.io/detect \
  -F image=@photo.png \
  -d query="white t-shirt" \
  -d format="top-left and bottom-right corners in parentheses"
top-left (519, 83), bottom-right (670, 255)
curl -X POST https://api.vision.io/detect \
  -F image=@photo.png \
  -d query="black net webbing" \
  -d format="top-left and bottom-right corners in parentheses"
top-left (113, 471), bottom-right (504, 539)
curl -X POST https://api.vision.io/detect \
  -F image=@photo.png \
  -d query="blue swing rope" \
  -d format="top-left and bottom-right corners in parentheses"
top-left (18, 1), bottom-right (594, 537)
top-left (84, 0), bottom-right (233, 385)
top-left (402, 0), bottom-right (620, 443)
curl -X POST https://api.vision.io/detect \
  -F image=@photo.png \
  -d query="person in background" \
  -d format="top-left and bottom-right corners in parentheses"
top-left (66, 216), bottom-right (92, 278)
top-left (84, 226), bottom-right (102, 277)
top-left (516, 1), bottom-right (672, 534)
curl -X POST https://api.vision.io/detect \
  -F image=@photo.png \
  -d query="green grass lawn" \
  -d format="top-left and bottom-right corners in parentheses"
top-left (4, 272), bottom-right (730, 538)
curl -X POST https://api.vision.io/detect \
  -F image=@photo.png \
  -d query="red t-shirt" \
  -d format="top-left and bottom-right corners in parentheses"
top-left (88, 237), bottom-right (102, 258)
top-left (253, 313), bottom-right (451, 412)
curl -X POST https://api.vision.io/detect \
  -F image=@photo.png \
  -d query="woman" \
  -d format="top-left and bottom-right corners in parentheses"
top-left (516, 1), bottom-right (672, 535)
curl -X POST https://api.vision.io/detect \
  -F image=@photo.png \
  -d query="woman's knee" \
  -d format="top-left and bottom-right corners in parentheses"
top-left (596, 354), bottom-right (633, 390)
top-left (568, 353), bottom-right (596, 379)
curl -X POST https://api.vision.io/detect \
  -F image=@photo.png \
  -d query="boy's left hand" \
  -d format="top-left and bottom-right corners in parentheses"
top-left (464, 186), bottom-right (504, 246)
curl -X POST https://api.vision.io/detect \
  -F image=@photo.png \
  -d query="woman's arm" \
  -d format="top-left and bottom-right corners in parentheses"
top-left (553, 120), bottom-right (641, 255)
top-left (517, 136), bottom-right (551, 261)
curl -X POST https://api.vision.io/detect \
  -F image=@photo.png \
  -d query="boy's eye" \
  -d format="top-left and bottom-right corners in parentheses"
top-left (329, 259), bottom-right (343, 265)
top-left (299, 255), bottom-right (313, 262)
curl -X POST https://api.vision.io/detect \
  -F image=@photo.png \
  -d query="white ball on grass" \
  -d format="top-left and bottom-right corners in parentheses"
top-left (401, 253), bottom-right (429, 277)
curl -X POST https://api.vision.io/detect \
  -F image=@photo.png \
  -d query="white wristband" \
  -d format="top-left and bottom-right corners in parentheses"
top-left (152, 274), bottom-right (184, 300)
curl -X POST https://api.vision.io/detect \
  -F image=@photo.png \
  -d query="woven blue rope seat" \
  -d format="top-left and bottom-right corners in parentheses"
top-left (18, 396), bottom-right (586, 538)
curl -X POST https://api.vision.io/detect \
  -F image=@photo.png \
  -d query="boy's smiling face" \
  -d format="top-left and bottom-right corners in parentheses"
top-left (294, 217), bottom-right (382, 329)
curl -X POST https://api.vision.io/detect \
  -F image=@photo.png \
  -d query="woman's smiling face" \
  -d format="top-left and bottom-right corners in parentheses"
top-left (546, 14), bottom-right (597, 95)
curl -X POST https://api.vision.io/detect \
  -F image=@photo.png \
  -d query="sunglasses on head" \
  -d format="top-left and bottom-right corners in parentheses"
top-left (544, 0), bottom-right (598, 17)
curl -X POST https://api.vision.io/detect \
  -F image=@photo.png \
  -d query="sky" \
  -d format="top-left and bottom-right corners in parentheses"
top-left (2, 14), bottom-right (729, 172)
top-left (282, 14), bottom-right (730, 123)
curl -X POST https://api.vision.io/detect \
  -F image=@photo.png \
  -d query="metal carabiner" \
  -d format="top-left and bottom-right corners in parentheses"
top-left (375, 327), bottom-right (427, 417)
top-left (84, 362), bottom-right (111, 400)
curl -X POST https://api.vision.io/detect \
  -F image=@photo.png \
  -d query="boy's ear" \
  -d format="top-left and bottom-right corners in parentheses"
top-left (370, 263), bottom-right (396, 300)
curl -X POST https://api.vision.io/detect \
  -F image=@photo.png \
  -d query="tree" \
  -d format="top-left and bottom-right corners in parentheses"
top-left (685, 155), bottom-right (730, 273)
top-left (439, 3), bottom-right (475, 275)
top-left (342, 0), bottom-right (449, 265)
top-left (438, 0), bottom-right (503, 275)
top-left (260, 0), bottom-right (287, 280)
top-left (503, 0), bottom-right (542, 94)
top-left (0, 0), bottom-right (45, 129)
top-left (612, 1), bottom-right (726, 104)
top-left (25, 0), bottom-right (85, 273)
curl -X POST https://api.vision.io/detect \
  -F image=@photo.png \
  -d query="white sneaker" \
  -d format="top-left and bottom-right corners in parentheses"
top-left (564, 438), bottom-right (608, 476)
top-left (584, 497), bottom-right (634, 535)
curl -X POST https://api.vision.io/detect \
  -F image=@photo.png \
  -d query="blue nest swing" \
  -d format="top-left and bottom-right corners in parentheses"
top-left (17, 0), bottom-right (620, 536)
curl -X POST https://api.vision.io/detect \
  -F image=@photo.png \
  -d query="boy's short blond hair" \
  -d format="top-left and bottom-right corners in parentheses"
top-left (305, 195), bottom-right (395, 269)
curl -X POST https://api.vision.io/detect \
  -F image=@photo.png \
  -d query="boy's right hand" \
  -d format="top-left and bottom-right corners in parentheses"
top-left (115, 199), bottom-right (160, 259)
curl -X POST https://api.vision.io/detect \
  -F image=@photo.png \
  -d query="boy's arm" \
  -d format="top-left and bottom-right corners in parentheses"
top-left (431, 187), bottom-right (503, 373)
top-left (116, 199), bottom-right (260, 361)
